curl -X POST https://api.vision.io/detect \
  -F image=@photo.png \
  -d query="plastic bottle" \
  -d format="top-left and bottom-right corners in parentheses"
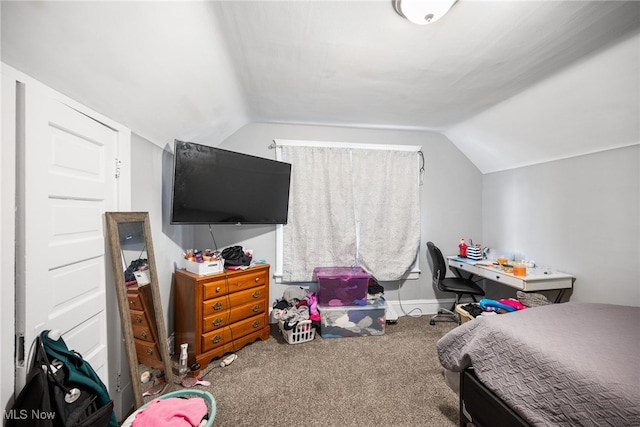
top-left (179, 343), bottom-right (189, 377)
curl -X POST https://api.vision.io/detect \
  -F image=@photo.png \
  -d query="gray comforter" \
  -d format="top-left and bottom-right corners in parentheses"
top-left (437, 302), bottom-right (640, 426)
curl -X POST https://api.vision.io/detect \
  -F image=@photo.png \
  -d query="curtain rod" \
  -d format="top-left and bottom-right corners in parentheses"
top-left (269, 139), bottom-right (421, 152)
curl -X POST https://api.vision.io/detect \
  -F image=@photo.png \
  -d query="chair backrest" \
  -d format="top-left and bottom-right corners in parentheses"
top-left (426, 242), bottom-right (447, 288)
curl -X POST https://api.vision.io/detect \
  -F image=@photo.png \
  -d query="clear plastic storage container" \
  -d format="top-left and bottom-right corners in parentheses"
top-left (318, 298), bottom-right (386, 338)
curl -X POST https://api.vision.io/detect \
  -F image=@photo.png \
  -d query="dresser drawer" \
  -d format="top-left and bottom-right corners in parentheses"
top-left (198, 268), bottom-right (269, 300)
top-left (132, 324), bottom-right (156, 343)
top-left (227, 269), bottom-right (268, 294)
top-left (200, 313), bottom-right (266, 352)
top-left (202, 311), bottom-right (228, 333)
top-left (127, 291), bottom-right (145, 311)
top-left (229, 313), bottom-right (267, 339)
top-left (130, 309), bottom-right (151, 328)
top-left (202, 278), bottom-right (228, 300)
top-left (202, 300), bottom-right (266, 333)
top-left (200, 327), bottom-right (232, 353)
top-left (135, 339), bottom-right (162, 363)
top-left (201, 285), bottom-right (267, 317)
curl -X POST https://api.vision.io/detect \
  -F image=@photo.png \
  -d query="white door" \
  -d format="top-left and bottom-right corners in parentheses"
top-left (15, 81), bottom-right (127, 392)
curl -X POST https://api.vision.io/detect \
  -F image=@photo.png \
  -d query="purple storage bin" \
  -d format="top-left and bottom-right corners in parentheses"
top-left (313, 266), bottom-right (370, 306)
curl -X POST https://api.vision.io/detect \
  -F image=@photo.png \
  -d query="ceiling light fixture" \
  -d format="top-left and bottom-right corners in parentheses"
top-left (392, 0), bottom-right (458, 25)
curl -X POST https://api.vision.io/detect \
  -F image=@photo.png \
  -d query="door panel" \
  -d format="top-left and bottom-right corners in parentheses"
top-left (19, 83), bottom-right (117, 389)
top-left (48, 199), bottom-right (104, 269)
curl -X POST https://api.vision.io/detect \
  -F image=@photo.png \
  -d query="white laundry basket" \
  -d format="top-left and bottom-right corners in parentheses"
top-left (279, 319), bottom-right (316, 344)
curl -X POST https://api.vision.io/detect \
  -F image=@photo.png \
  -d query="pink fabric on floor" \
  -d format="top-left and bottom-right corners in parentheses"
top-left (133, 397), bottom-right (207, 427)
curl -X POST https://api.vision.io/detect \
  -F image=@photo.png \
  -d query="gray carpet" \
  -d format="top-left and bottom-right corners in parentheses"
top-left (174, 315), bottom-right (459, 427)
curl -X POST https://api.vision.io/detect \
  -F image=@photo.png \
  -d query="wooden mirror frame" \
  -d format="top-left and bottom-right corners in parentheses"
top-left (105, 212), bottom-right (173, 408)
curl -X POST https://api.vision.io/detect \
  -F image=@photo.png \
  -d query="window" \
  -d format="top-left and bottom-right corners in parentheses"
top-left (273, 139), bottom-right (422, 282)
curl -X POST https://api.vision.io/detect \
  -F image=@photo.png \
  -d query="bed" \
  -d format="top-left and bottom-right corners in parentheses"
top-left (437, 302), bottom-right (640, 427)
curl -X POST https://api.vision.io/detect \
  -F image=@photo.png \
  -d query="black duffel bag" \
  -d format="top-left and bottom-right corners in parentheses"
top-left (7, 331), bottom-right (116, 427)
top-left (221, 246), bottom-right (252, 268)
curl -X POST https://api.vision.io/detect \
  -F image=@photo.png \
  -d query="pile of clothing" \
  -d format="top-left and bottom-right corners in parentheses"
top-left (460, 290), bottom-right (552, 319)
top-left (273, 278), bottom-right (387, 338)
top-left (131, 396), bottom-right (209, 427)
top-left (272, 287), bottom-right (320, 332)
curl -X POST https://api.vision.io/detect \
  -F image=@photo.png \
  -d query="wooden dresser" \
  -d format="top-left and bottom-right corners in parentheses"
top-left (127, 284), bottom-right (163, 370)
top-left (174, 264), bottom-right (271, 371)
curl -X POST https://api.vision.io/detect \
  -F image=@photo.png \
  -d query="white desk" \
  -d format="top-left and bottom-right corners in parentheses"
top-left (447, 256), bottom-right (574, 300)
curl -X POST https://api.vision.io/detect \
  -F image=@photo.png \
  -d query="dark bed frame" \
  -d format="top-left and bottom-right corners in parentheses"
top-left (459, 368), bottom-right (531, 427)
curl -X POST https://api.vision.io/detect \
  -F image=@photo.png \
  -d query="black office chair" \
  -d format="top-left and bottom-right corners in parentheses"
top-left (426, 241), bottom-right (485, 325)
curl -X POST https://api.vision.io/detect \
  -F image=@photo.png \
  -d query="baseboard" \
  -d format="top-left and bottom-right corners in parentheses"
top-left (386, 298), bottom-right (477, 317)
top-left (385, 299), bottom-right (449, 317)
top-left (268, 298), bottom-right (473, 324)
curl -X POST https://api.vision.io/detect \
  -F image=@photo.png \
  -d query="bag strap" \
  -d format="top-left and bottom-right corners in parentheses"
top-left (37, 332), bottom-right (73, 395)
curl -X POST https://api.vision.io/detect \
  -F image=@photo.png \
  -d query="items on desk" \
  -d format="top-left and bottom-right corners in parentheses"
top-left (466, 245), bottom-right (483, 261)
top-left (458, 238), bottom-right (468, 257)
top-left (513, 263), bottom-right (527, 276)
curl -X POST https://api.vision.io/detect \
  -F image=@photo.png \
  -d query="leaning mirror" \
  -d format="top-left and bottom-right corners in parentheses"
top-left (105, 212), bottom-right (173, 408)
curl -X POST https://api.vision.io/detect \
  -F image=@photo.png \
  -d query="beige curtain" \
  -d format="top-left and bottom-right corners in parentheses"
top-left (281, 145), bottom-right (420, 282)
top-left (281, 146), bottom-right (356, 282)
top-left (352, 149), bottom-right (421, 280)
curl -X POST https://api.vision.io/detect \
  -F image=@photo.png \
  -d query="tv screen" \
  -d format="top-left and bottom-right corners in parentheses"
top-left (171, 140), bottom-right (291, 224)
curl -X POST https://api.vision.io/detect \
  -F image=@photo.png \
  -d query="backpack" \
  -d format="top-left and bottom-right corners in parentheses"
top-left (221, 246), bottom-right (252, 267)
top-left (6, 331), bottom-right (116, 427)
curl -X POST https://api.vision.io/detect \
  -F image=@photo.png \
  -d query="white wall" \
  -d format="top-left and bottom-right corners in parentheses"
top-left (446, 30), bottom-right (640, 174)
top-left (482, 145), bottom-right (640, 306)
top-left (130, 135), bottom-right (189, 344)
top-left (191, 122), bottom-right (484, 316)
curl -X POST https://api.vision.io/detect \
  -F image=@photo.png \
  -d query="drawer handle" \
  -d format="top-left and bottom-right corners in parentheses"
top-left (495, 275), bottom-right (500, 280)
top-left (135, 315), bottom-right (142, 324)
top-left (146, 348), bottom-right (153, 356)
top-left (252, 304), bottom-right (260, 312)
top-left (212, 318), bottom-right (223, 327)
top-left (252, 320), bottom-right (261, 328)
top-left (212, 302), bottom-right (223, 311)
top-left (129, 300), bottom-right (135, 305)
top-left (216, 286), bottom-right (221, 293)
top-left (252, 291), bottom-right (261, 299)
top-left (254, 277), bottom-right (259, 282)
top-left (141, 331), bottom-right (148, 340)
top-left (211, 335), bottom-right (222, 344)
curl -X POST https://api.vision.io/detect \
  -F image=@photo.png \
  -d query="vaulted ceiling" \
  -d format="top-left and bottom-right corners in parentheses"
top-left (2, 1), bottom-right (639, 173)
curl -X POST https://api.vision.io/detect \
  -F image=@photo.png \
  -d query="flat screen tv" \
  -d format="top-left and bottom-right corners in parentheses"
top-left (170, 140), bottom-right (292, 225)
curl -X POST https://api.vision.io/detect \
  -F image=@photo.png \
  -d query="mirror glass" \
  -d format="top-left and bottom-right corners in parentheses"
top-left (106, 212), bottom-right (173, 408)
